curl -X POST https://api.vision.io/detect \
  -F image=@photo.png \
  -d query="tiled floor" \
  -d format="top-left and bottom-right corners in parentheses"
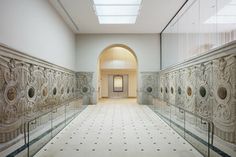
top-left (34, 99), bottom-right (203, 157)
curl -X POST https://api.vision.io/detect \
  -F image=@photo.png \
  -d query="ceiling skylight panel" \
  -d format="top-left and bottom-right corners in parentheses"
top-left (217, 5), bottom-right (236, 16)
top-left (92, 0), bottom-right (142, 24)
top-left (230, 0), bottom-right (236, 4)
top-left (95, 5), bottom-right (140, 16)
top-left (93, 0), bottom-right (142, 5)
top-left (205, 15), bottom-right (236, 24)
top-left (98, 16), bottom-right (137, 24)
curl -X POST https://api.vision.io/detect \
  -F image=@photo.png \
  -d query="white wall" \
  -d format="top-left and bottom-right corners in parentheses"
top-left (75, 34), bottom-right (160, 72)
top-left (0, 0), bottom-right (76, 70)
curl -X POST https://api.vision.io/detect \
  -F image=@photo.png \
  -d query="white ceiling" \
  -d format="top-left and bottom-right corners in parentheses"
top-left (50, 0), bottom-right (186, 34)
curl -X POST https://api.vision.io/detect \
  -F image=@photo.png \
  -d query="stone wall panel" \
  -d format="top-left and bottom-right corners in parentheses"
top-left (154, 42), bottom-right (236, 144)
top-left (0, 46), bottom-right (79, 147)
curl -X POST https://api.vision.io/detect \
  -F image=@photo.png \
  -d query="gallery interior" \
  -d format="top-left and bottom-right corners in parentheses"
top-left (0, 0), bottom-right (235, 157)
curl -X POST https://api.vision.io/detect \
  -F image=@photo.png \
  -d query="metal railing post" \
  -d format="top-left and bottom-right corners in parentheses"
top-left (208, 122), bottom-right (210, 157)
top-left (27, 122), bottom-right (29, 157)
top-left (184, 110), bottom-right (186, 139)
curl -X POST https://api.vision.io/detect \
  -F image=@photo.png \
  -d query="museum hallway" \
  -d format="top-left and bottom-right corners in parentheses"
top-left (34, 99), bottom-right (202, 157)
top-left (1, 0), bottom-right (236, 157)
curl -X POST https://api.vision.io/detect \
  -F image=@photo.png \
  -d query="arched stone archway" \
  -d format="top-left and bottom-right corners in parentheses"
top-left (97, 44), bottom-right (138, 100)
top-left (98, 44), bottom-right (138, 65)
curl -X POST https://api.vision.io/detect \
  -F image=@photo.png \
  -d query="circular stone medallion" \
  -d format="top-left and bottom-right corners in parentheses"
top-left (146, 87), bottom-right (152, 93)
top-left (199, 86), bottom-right (206, 98)
top-left (171, 87), bottom-right (174, 94)
top-left (7, 87), bottom-right (17, 101)
top-left (178, 87), bottom-right (181, 95)
top-left (82, 87), bottom-right (88, 93)
top-left (217, 87), bottom-right (227, 100)
top-left (187, 87), bottom-right (192, 96)
top-left (42, 87), bottom-right (48, 97)
top-left (28, 87), bottom-right (35, 98)
top-left (53, 87), bottom-right (57, 95)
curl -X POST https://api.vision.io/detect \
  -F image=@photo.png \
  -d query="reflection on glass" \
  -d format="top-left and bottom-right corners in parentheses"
top-left (162, 0), bottom-right (236, 68)
top-left (113, 75), bottom-right (123, 92)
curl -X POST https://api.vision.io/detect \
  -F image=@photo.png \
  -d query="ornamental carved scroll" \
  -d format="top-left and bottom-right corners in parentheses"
top-left (0, 54), bottom-right (77, 144)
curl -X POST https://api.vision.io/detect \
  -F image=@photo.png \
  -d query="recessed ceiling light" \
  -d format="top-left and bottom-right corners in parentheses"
top-left (93, 0), bottom-right (142, 5)
top-left (95, 5), bottom-right (140, 16)
top-left (98, 16), bottom-right (137, 24)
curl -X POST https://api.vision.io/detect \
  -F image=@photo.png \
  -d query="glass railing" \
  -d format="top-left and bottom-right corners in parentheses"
top-left (148, 99), bottom-right (215, 157)
top-left (11, 99), bottom-right (86, 157)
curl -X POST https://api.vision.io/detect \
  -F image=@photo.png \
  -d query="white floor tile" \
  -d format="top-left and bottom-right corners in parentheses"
top-left (34, 99), bottom-right (203, 157)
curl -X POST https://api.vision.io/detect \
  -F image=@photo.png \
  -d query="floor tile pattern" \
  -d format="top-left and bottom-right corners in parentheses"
top-left (35, 99), bottom-right (203, 157)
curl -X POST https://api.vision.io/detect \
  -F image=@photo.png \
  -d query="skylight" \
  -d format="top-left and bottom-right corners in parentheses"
top-left (93, 0), bottom-right (142, 24)
top-left (98, 16), bottom-right (137, 24)
top-left (93, 0), bottom-right (142, 5)
top-left (205, 0), bottom-right (236, 24)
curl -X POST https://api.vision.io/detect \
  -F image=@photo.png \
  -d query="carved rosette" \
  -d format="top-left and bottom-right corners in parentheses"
top-left (212, 55), bottom-right (236, 143)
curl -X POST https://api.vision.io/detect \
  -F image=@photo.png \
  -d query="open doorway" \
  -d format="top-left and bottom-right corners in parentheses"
top-left (97, 45), bottom-right (138, 100)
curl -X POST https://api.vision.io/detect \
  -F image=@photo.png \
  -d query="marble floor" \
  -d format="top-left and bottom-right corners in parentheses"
top-left (34, 99), bottom-right (203, 157)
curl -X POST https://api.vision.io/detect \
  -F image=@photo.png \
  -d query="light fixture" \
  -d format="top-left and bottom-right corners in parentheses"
top-left (98, 16), bottom-right (137, 24)
top-left (93, 0), bottom-right (142, 5)
top-left (95, 5), bottom-right (140, 16)
top-left (92, 0), bottom-right (142, 24)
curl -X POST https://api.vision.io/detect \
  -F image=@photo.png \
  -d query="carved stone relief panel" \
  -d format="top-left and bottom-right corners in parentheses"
top-left (139, 72), bottom-right (159, 104)
top-left (0, 48), bottom-right (78, 145)
top-left (195, 61), bottom-right (213, 131)
top-left (153, 43), bottom-right (236, 145)
top-left (195, 61), bottom-right (213, 120)
top-left (168, 71), bottom-right (176, 105)
top-left (175, 69), bottom-right (184, 108)
top-left (212, 54), bottom-right (236, 143)
top-left (163, 73), bottom-right (169, 103)
top-left (183, 66), bottom-right (196, 113)
top-left (158, 72), bottom-right (165, 101)
top-left (76, 72), bottom-right (95, 104)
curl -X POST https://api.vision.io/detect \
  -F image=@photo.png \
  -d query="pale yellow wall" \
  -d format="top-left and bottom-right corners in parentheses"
top-left (101, 69), bottom-right (137, 98)
top-left (100, 47), bottom-right (137, 70)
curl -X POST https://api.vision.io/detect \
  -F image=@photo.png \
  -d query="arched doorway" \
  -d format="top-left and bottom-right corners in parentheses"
top-left (97, 44), bottom-right (138, 100)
